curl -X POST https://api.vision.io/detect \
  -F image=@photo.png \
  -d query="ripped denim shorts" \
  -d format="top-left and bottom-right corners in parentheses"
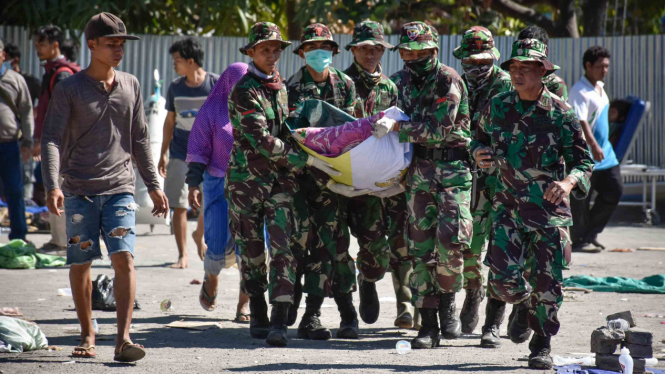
top-left (63, 192), bottom-right (138, 265)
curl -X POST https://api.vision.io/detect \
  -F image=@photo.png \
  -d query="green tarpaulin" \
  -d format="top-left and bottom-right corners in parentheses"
top-left (563, 274), bottom-right (665, 294)
top-left (0, 240), bottom-right (66, 269)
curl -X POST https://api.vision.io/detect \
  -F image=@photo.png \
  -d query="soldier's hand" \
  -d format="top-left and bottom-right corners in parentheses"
top-left (370, 183), bottom-right (405, 198)
top-left (149, 189), bottom-right (170, 217)
top-left (544, 180), bottom-right (573, 205)
top-left (188, 186), bottom-right (202, 211)
top-left (474, 148), bottom-right (494, 168)
top-left (307, 156), bottom-right (342, 176)
top-left (590, 142), bottom-right (605, 162)
top-left (327, 181), bottom-right (371, 198)
top-left (372, 117), bottom-right (396, 138)
top-left (158, 154), bottom-right (168, 178)
top-left (46, 189), bottom-right (65, 217)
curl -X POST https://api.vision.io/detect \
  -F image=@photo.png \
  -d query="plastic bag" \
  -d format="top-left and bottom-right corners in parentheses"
top-left (91, 274), bottom-right (141, 311)
top-left (0, 240), bottom-right (65, 269)
top-left (0, 316), bottom-right (48, 353)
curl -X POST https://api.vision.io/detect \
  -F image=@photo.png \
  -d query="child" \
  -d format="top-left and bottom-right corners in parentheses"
top-left (608, 99), bottom-right (631, 147)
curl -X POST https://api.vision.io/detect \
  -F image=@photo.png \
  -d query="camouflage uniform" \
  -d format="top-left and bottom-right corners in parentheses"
top-left (286, 24), bottom-right (361, 298)
top-left (453, 26), bottom-right (514, 290)
top-left (471, 39), bottom-right (594, 337)
top-left (227, 22), bottom-right (305, 304)
top-left (343, 21), bottom-right (406, 284)
top-left (543, 74), bottom-right (568, 101)
top-left (390, 22), bottom-right (473, 309)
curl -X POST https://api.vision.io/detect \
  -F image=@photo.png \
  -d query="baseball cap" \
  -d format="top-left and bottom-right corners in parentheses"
top-left (84, 12), bottom-right (140, 41)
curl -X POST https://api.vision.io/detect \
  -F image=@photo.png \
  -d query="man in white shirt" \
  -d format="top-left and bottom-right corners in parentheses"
top-left (568, 46), bottom-right (622, 253)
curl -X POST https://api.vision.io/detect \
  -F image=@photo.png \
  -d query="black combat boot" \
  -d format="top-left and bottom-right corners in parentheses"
top-left (297, 296), bottom-right (332, 340)
top-left (438, 293), bottom-right (462, 339)
top-left (528, 334), bottom-right (553, 370)
top-left (509, 302), bottom-right (532, 344)
top-left (287, 273), bottom-right (303, 327)
top-left (411, 308), bottom-right (440, 349)
top-left (358, 275), bottom-right (380, 324)
top-left (480, 298), bottom-right (507, 348)
top-left (266, 302), bottom-right (290, 347)
top-left (460, 287), bottom-right (485, 334)
top-left (334, 293), bottom-right (359, 339)
top-left (249, 296), bottom-right (270, 339)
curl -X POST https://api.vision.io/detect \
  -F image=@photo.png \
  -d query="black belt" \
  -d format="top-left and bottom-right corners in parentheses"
top-left (414, 146), bottom-right (469, 162)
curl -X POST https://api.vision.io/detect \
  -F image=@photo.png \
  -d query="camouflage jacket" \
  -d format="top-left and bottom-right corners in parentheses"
top-left (463, 65), bottom-right (513, 132)
top-left (344, 62), bottom-right (398, 115)
top-left (543, 73), bottom-right (568, 101)
top-left (226, 74), bottom-right (308, 200)
top-left (470, 87), bottom-right (594, 229)
top-left (286, 66), bottom-right (362, 117)
top-left (390, 59), bottom-right (471, 150)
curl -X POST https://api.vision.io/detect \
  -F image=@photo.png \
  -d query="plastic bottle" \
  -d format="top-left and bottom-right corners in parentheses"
top-left (0, 227), bottom-right (10, 236)
top-left (607, 318), bottom-right (630, 331)
top-left (92, 319), bottom-right (99, 334)
top-left (618, 347), bottom-right (633, 374)
top-left (160, 299), bottom-right (173, 312)
top-left (395, 340), bottom-right (411, 354)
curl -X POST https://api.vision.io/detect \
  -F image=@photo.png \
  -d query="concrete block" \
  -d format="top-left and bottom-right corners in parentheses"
top-left (624, 342), bottom-right (653, 358)
top-left (590, 326), bottom-right (624, 354)
top-left (596, 354), bottom-right (646, 374)
top-left (606, 310), bottom-right (636, 327)
top-left (625, 328), bottom-right (653, 346)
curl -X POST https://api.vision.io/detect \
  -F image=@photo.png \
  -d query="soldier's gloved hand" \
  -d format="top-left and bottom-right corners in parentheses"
top-left (327, 181), bottom-right (371, 198)
top-left (370, 183), bottom-right (405, 198)
top-left (372, 117), bottom-right (396, 138)
top-left (307, 155), bottom-right (342, 176)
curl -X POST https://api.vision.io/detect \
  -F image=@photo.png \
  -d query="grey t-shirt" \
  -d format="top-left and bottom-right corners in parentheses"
top-left (41, 70), bottom-right (160, 196)
top-left (0, 69), bottom-right (34, 147)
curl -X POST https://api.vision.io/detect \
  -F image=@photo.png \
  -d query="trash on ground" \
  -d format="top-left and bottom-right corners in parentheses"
top-left (160, 300), bottom-right (174, 312)
top-left (57, 288), bottom-right (72, 297)
top-left (0, 316), bottom-right (48, 353)
top-left (0, 240), bottom-right (66, 269)
top-left (190, 279), bottom-right (202, 285)
top-left (395, 340), bottom-right (411, 354)
top-left (552, 354), bottom-right (595, 366)
top-left (642, 313), bottom-right (664, 318)
top-left (0, 308), bottom-right (23, 317)
top-left (608, 248), bottom-right (636, 252)
top-left (62, 360), bottom-right (75, 365)
top-left (47, 346), bottom-right (62, 351)
top-left (165, 320), bottom-right (223, 331)
top-left (637, 247), bottom-right (665, 251)
top-left (562, 287), bottom-right (594, 293)
top-left (606, 311), bottom-right (636, 327)
top-left (92, 274), bottom-right (140, 311)
top-left (563, 274), bottom-right (665, 294)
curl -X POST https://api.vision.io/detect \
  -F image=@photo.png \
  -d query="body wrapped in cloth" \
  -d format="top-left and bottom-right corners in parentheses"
top-left (286, 100), bottom-right (411, 192)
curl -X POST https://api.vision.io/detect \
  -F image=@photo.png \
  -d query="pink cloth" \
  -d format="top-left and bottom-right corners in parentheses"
top-left (294, 112), bottom-right (384, 157)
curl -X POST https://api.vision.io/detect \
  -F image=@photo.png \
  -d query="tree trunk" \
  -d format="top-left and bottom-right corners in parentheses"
top-left (286, 0), bottom-right (302, 41)
top-left (582, 0), bottom-right (608, 36)
top-left (491, 0), bottom-right (579, 37)
top-left (557, 0), bottom-right (580, 37)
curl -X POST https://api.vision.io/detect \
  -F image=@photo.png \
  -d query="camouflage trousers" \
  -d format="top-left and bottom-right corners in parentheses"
top-left (485, 209), bottom-right (571, 337)
top-left (348, 193), bottom-right (410, 283)
top-left (295, 175), bottom-right (356, 298)
top-left (406, 159), bottom-right (473, 309)
top-left (228, 184), bottom-right (300, 304)
top-left (465, 181), bottom-right (492, 290)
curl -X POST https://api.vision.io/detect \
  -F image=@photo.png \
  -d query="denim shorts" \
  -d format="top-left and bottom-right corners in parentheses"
top-left (64, 192), bottom-right (137, 265)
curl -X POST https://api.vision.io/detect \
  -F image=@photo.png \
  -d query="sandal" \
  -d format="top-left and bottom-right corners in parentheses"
top-left (71, 345), bottom-right (96, 358)
top-left (113, 341), bottom-right (146, 362)
top-left (234, 312), bottom-right (251, 324)
top-left (199, 275), bottom-right (217, 312)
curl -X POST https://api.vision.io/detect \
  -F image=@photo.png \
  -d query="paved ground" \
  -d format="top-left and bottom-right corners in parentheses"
top-left (1, 206), bottom-right (664, 373)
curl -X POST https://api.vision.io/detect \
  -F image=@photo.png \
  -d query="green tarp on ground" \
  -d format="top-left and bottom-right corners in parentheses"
top-left (0, 240), bottom-right (66, 269)
top-left (563, 274), bottom-right (665, 294)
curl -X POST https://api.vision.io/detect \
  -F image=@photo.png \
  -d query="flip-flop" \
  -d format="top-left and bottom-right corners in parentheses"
top-left (199, 275), bottom-right (217, 312)
top-left (234, 312), bottom-right (251, 324)
top-left (71, 345), bottom-right (96, 358)
top-left (113, 341), bottom-right (146, 363)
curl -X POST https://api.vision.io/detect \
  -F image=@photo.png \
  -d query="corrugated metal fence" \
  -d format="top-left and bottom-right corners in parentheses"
top-left (1, 26), bottom-right (662, 168)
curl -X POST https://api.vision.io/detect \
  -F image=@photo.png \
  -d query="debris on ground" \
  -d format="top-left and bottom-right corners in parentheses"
top-left (165, 320), bottom-right (223, 331)
top-left (0, 316), bottom-right (48, 353)
top-left (190, 279), bottom-right (202, 285)
top-left (609, 248), bottom-right (636, 252)
top-left (0, 308), bottom-right (23, 317)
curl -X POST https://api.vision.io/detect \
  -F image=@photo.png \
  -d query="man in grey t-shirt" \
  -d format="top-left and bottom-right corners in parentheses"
top-left (41, 12), bottom-right (169, 363)
top-left (158, 37), bottom-right (219, 269)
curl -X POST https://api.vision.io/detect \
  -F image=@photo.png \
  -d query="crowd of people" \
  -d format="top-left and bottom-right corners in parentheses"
top-left (0, 10), bottom-right (628, 370)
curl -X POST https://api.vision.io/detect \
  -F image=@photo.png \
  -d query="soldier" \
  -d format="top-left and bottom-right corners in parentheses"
top-left (285, 23), bottom-right (366, 340)
top-left (379, 21), bottom-right (472, 349)
top-left (518, 26), bottom-right (568, 100)
top-left (452, 26), bottom-right (514, 343)
top-left (472, 39), bottom-right (594, 369)
top-left (342, 21), bottom-right (413, 328)
top-left (227, 22), bottom-right (339, 347)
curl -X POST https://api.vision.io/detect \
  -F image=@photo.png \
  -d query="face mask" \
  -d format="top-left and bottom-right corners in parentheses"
top-left (404, 54), bottom-right (436, 76)
top-left (305, 49), bottom-right (333, 73)
top-left (0, 61), bottom-right (10, 75)
top-left (462, 63), bottom-right (493, 79)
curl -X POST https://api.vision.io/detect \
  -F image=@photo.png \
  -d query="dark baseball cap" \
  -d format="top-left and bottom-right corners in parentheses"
top-left (84, 12), bottom-right (140, 41)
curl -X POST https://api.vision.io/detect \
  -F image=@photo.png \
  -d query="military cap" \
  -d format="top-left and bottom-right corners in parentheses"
top-left (345, 20), bottom-right (393, 50)
top-left (240, 22), bottom-right (292, 55)
top-left (391, 21), bottom-right (438, 51)
top-left (293, 23), bottom-right (340, 55)
top-left (500, 38), bottom-right (559, 76)
top-left (452, 26), bottom-right (500, 60)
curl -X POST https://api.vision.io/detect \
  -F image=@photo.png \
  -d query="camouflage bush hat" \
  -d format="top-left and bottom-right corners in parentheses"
top-left (345, 20), bottom-right (393, 51)
top-left (452, 26), bottom-right (500, 60)
top-left (240, 22), bottom-right (292, 55)
top-left (500, 38), bottom-right (559, 76)
top-left (293, 23), bottom-right (340, 55)
top-left (391, 21), bottom-right (438, 52)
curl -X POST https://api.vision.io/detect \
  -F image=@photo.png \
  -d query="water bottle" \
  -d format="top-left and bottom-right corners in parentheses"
top-left (92, 319), bottom-right (99, 334)
top-left (618, 347), bottom-right (633, 374)
top-left (607, 318), bottom-right (630, 331)
top-left (395, 340), bottom-right (411, 354)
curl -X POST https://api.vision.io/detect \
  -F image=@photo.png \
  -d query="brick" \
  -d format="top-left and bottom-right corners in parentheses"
top-left (596, 354), bottom-right (646, 374)
top-left (590, 327), bottom-right (624, 354)
top-left (624, 328), bottom-right (653, 346)
top-left (624, 342), bottom-right (653, 358)
top-left (606, 310), bottom-right (637, 327)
